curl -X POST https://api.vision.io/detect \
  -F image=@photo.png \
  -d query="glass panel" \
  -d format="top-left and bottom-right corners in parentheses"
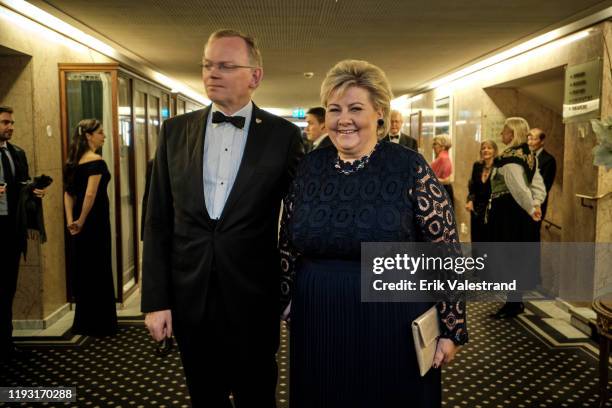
top-left (433, 96), bottom-right (454, 176)
top-left (134, 91), bottom-right (147, 269)
top-left (118, 76), bottom-right (136, 289)
top-left (434, 97), bottom-right (450, 136)
top-left (177, 99), bottom-right (186, 115)
top-left (65, 72), bottom-right (118, 297)
top-left (147, 95), bottom-right (159, 160)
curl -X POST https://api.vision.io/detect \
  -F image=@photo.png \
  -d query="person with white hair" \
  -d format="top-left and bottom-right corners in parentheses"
top-left (488, 117), bottom-right (546, 319)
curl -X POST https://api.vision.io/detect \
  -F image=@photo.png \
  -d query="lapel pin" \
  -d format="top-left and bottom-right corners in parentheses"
top-left (255, 118), bottom-right (262, 124)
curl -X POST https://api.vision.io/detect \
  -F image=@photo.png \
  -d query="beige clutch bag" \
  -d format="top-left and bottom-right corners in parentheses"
top-left (412, 305), bottom-right (440, 377)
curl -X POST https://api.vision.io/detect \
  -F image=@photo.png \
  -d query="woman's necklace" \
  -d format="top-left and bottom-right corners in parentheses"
top-left (335, 143), bottom-right (379, 175)
top-left (481, 163), bottom-right (492, 182)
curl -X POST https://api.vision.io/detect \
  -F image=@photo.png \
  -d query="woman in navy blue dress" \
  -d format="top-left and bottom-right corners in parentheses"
top-left (280, 60), bottom-right (468, 408)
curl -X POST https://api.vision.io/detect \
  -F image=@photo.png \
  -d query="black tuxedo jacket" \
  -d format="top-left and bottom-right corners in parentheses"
top-left (382, 133), bottom-right (418, 150)
top-left (3, 142), bottom-right (30, 221)
top-left (537, 149), bottom-right (556, 193)
top-left (537, 149), bottom-right (556, 218)
top-left (141, 104), bottom-right (303, 331)
top-left (306, 135), bottom-right (333, 153)
top-left (315, 135), bottom-right (333, 150)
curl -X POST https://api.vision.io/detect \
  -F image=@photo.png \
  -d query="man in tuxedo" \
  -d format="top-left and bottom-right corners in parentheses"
top-left (142, 30), bottom-right (303, 407)
top-left (381, 110), bottom-right (418, 150)
top-left (304, 106), bottom-right (331, 152)
top-left (0, 106), bottom-right (46, 362)
top-left (528, 128), bottom-right (556, 220)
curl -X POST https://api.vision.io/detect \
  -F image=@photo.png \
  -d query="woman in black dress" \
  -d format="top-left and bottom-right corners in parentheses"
top-left (466, 139), bottom-right (497, 242)
top-left (63, 119), bottom-right (117, 336)
top-left (280, 60), bottom-right (467, 408)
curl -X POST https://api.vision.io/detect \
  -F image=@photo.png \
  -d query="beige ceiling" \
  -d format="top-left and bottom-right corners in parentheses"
top-left (29, 0), bottom-right (612, 109)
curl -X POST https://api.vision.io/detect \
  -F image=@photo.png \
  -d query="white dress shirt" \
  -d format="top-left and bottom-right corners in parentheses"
top-left (203, 101), bottom-right (253, 219)
top-left (0, 140), bottom-right (15, 216)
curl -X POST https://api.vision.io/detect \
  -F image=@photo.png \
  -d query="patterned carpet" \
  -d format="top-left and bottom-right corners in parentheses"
top-left (0, 303), bottom-right (609, 407)
top-left (443, 302), bottom-right (609, 408)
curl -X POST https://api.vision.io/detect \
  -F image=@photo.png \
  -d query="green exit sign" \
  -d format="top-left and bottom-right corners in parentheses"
top-left (292, 108), bottom-right (305, 118)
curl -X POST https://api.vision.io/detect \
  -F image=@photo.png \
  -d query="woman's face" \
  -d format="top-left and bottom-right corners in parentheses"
top-left (432, 141), bottom-right (443, 156)
top-left (500, 125), bottom-right (514, 145)
top-left (480, 143), bottom-right (495, 161)
top-left (87, 127), bottom-right (105, 150)
top-left (326, 86), bottom-right (382, 159)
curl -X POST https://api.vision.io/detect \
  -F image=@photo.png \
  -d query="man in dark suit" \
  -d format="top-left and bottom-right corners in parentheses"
top-left (0, 106), bottom-right (46, 362)
top-left (304, 106), bottom-right (332, 152)
top-left (528, 128), bottom-right (556, 219)
top-left (381, 109), bottom-right (418, 150)
top-left (142, 30), bottom-right (303, 407)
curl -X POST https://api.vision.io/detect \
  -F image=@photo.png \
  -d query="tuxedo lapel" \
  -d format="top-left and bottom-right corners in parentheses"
top-left (186, 106), bottom-right (211, 221)
top-left (218, 103), bottom-right (267, 223)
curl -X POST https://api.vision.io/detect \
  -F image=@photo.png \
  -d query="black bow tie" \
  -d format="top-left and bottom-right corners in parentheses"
top-left (212, 111), bottom-right (246, 129)
top-left (390, 135), bottom-right (400, 140)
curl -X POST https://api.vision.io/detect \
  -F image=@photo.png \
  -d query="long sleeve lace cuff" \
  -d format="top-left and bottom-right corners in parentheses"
top-left (438, 301), bottom-right (468, 345)
top-left (279, 186), bottom-right (299, 314)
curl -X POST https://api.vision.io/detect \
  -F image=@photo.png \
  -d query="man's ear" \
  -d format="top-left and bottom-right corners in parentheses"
top-left (250, 67), bottom-right (263, 89)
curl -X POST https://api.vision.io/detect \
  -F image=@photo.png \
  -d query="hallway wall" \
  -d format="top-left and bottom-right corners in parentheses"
top-left (405, 22), bottom-right (611, 301)
top-left (593, 21), bottom-right (612, 297)
top-left (0, 5), bottom-right (114, 326)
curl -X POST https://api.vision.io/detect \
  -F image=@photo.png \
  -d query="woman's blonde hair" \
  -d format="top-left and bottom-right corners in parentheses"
top-left (320, 59), bottom-right (393, 138)
top-left (432, 134), bottom-right (452, 150)
top-left (480, 139), bottom-right (498, 160)
top-left (503, 117), bottom-right (530, 147)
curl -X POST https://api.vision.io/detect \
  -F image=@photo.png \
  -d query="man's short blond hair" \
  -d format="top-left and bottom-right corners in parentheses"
top-left (320, 60), bottom-right (393, 138)
top-left (205, 29), bottom-right (263, 67)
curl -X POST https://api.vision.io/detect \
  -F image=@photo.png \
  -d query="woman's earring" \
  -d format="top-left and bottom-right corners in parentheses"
top-left (377, 119), bottom-right (384, 127)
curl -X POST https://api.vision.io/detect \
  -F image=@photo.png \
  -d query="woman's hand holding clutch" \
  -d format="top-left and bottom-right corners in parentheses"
top-left (432, 338), bottom-right (460, 368)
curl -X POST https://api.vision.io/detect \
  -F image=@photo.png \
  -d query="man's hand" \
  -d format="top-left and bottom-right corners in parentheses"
top-left (0, 184), bottom-right (5, 196)
top-left (145, 309), bottom-right (173, 342)
top-left (432, 338), bottom-right (459, 369)
top-left (33, 188), bottom-right (46, 198)
top-left (465, 201), bottom-right (474, 212)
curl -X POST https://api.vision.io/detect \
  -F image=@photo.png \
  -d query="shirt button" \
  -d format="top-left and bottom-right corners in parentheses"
top-left (225, 148), bottom-right (228, 152)
top-left (220, 182), bottom-right (224, 185)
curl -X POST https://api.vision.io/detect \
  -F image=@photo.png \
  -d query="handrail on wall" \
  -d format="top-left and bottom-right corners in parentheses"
top-left (542, 219), bottom-right (562, 231)
top-left (576, 192), bottom-right (612, 209)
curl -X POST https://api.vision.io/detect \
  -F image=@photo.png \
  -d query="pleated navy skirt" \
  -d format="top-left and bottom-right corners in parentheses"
top-left (290, 259), bottom-right (441, 408)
